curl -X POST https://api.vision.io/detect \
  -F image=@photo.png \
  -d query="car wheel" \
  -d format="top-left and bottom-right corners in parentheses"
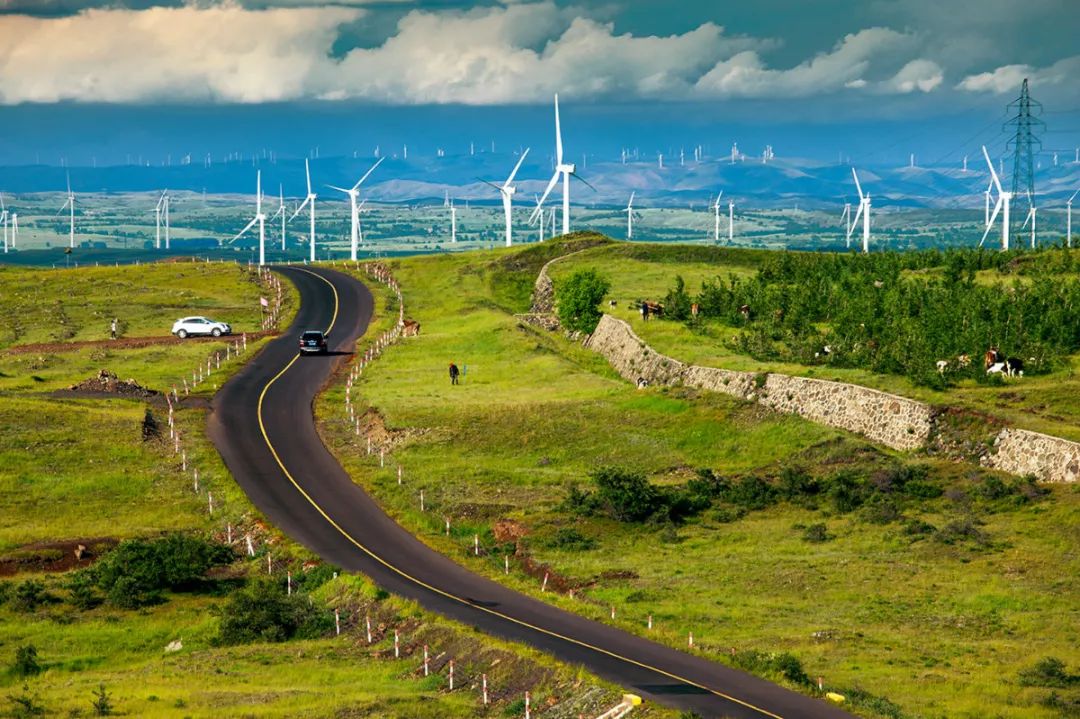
top-left (211, 328), bottom-right (222, 337)
top-left (177, 329), bottom-right (188, 339)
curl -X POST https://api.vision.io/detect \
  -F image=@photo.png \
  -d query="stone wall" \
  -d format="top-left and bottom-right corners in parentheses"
top-left (586, 315), bottom-right (934, 451)
top-left (983, 428), bottom-right (1080, 483)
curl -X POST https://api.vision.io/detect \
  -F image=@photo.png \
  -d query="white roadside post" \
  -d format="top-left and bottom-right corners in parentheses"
top-left (482, 674), bottom-right (489, 705)
top-left (207, 492), bottom-right (213, 516)
top-left (423, 645), bottom-right (430, 676)
top-left (394, 629), bottom-right (400, 658)
top-left (366, 614), bottom-right (373, 644)
top-left (449, 659), bottom-right (454, 690)
top-left (335, 608), bottom-right (341, 636)
top-left (246, 534), bottom-right (255, 557)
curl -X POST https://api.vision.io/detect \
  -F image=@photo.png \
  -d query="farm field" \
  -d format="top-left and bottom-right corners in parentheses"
top-left (317, 237), bottom-right (1080, 719)
top-left (0, 260), bottom-right (648, 719)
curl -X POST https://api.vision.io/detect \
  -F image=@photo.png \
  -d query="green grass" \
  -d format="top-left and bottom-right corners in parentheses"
top-left (313, 239), bottom-right (1080, 719)
top-left (0, 258), bottom-right (663, 719)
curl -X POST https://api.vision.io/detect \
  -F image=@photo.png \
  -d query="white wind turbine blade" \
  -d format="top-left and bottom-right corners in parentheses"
top-left (554, 94), bottom-right (563, 165)
top-left (255, 171), bottom-right (262, 215)
top-left (713, 191), bottom-right (723, 209)
top-left (478, 178), bottom-right (504, 194)
top-left (626, 191), bottom-right (635, 210)
top-left (851, 168), bottom-right (865, 200)
top-left (530, 172), bottom-right (560, 223)
top-left (327, 184), bottom-right (351, 195)
top-left (504, 148), bottom-right (530, 187)
top-left (232, 216), bottom-right (259, 243)
top-left (305, 158), bottom-right (313, 196)
top-left (1069, 188), bottom-right (1080, 203)
top-left (980, 197), bottom-right (1004, 248)
top-left (290, 196), bottom-right (311, 221)
top-left (851, 198), bottom-right (864, 231)
top-left (982, 145), bottom-right (1003, 195)
top-left (353, 156), bottom-right (385, 190)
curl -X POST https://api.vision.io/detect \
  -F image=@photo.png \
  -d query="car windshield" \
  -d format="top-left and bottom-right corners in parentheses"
top-left (301, 332), bottom-right (323, 341)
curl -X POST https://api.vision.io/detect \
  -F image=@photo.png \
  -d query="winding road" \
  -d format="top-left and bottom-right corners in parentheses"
top-left (208, 265), bottom-right (854, 719)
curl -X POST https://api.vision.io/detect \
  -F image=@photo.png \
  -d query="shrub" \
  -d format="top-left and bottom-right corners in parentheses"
top-left (10, 645), bottom-right (40, 678)
top-left (91, 684), bottom-right (113, 717)
top-left (1019, 657), bottom-right (1077, 688)
top-left (687, 468), bottom-right (729, 498)
top-left (935, 516), bottom-right (989, 546)
top-left (591, 467), bottom-right (659, 522)
top-left (66, 571), bottom-right (101, 611)
top-left (725, 475), bottom-right (777, 511)
top-left (827, 470), bottom-right (866, 513)
top-left (902, 518), bottom-right (936, 538)
top-left (801, 523), bottom-right (831, 543)
top-left (215, 580), bottom-right (331, 645)
top-left (4, 685), bottom-right (45, 719)
top-left (11, 580), bottom-right (48, 612)
top-left (555, 269), bottom-right (611, 334)
top-left (662, 275), bottom-right (693, 321)
top-left (779, 466), bottom-right (817, 499)
top-left (561, 484), bottom-right (600, 516)
top-left (94, 534), bottom-right (234, 608)
top-left (540, 528), bottom-right (597, 552)
top-left (733, 650), bottom-right (811, 686)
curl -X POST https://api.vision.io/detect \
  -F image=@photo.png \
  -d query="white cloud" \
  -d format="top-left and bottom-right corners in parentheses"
top-left (957, 56), bottom-right (1080, 95)
top-left (692, 28), bottom-right (920, 98)
top-left (0, 4), bottom-right (362, 103)
top-left (884, 59), bottom-right (943, 94)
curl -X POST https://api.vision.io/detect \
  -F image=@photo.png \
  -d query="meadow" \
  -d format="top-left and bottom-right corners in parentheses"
top-left (317, 237), bottom-right (1080, 719)
top-left (0, 260), bottom-right (648, 719)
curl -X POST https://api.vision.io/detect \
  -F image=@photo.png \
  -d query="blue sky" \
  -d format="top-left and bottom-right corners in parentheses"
top-left (0, 1), bottom-right (1076, 165)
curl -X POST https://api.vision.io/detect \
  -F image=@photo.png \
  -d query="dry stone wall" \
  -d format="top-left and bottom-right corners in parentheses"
top-left (585, 314), bottom-right (1078, 479)
top-left (983, 428), bottom-right (1080, 483)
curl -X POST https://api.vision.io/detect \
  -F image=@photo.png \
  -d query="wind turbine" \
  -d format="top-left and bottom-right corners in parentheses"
top-left (979, 145), bottom-right (1011, 251)
top-left (58, 174), bottom-right (75, 248)
top-left (850, 168), bottom-right (871, 253)
top-left (233, 170), bottom-right (266, 266)
top-left (10, 214), bottom-right (18, 247)
top-left (271, 185), bottom-right (287, 252)
top-left (0, 193), bottom-right (7, 253)
top-left (712, 192), bottom-right (724, 242)
top-left (625, 192), bottom-right (635, 239)
top-left (450, 199), bottom-right (457, 243)
top-left (1021, 191), bottom-right (1036, 249)
top-left (532, 194), bottom-right (545, 242)
top-left (290, 158), bottom-right (317, 263)
top-left (328, 157), bottom-right (384, 261)
top-left (531, 94), bottom-right (592, 236)
top-left (155, 190), bottom-right (171, 250)
top-left (1067, 188), bottom-right (1079, 248)
top-left (728, 198), bottom-right (735, 242)
top-left (482, 148), bottom-right (530, 247)
top-left (841, 201), bottom-right (852, 248)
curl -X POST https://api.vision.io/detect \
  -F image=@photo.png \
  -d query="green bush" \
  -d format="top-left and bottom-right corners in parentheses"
top-left (66, 571), bottom-right (101, 611)
top-left (725, 475), bottom-right (777, 511)
top-left (215, 580), bottom-right (331, 645)
top-left (779, 466), bottom-right (818, 499)
top-left (94, 533), bottom-right (234, 608)
top-left (591, 466), bottom-right (659, 522)
top-left (10, 645), bottom-right (40, 678)
top-left (1019, 657), bottom-right (1077, 688)
top-left (732, 650), bottom-right (810, 686)
top-left (539, 528), bottom-right (597, 552)
top-left (662, 275), bottom-right (693, 321)
top-left (801, 523), bottom-right (831, 543)
top-left (91, 684), bottom-right (113, 717)
top-left (555, 269), bottom-right (611, 334)
top-left (827, 470), bottom-right (866, 513)
top-left (11, 580), bottom-right (48, 612)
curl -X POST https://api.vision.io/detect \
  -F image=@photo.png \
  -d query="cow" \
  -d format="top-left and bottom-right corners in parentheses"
top-left (636, 377), bottom-right (650, 389)
top-left (936, 360), bottom-right (950, 375)
top-left (987, 357), bottom-right (1024, 378)
top-left (984, 347), bottom-right (1003, 371)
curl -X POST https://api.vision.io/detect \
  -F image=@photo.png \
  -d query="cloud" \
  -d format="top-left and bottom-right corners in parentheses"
top-left (957, 56), bottom-right (1080, 95)
top-left (884, 59), bottom-right (943, 94)
top-left (692, 28), bottom-right (921, 98)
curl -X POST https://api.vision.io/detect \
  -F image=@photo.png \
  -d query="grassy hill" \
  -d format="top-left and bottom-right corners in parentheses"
top-left (0, 260), bottom-right (652, 719)
top-left (316, 237), bottom-right (1080, 719)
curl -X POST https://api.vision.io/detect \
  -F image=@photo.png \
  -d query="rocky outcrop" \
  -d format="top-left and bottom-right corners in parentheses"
top-left (584, 315), bottom-right (1076, 479)
top-left (983, 428), bottom-right (1080, 483)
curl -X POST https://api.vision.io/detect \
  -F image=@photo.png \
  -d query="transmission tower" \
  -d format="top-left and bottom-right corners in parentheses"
top-left (1004, 78), bottom-right (1044, 210)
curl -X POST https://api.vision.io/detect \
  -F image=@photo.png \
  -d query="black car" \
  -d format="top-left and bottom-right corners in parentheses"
top-left (299, 330), bottom-right (328, 354)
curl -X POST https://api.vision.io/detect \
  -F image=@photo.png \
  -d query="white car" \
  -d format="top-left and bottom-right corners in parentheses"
top-left (172, 316), bottom-right (232, 339)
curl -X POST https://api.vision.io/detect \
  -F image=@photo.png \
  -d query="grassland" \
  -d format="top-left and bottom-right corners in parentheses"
top-left (316, 238), bottom-right (1080, 719)
top-left (0, 260), bottom-right (653, 719)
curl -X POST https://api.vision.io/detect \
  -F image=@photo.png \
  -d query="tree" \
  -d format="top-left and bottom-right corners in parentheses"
top-left (663, 275), bottom-right (693, 320)
top-left (11, 645), bottom-right (40, 678)
top-left (556, 269), bottom-right (610, 334)
top-left (591, 467), bottom-right (659, 522)
top-left (215, 580), bottom-right (331, 645)
top-left (91, 684), bottom-right (113, 717)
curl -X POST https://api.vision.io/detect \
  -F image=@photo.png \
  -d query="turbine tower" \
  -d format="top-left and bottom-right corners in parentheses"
top-left (329, 157), bottom-right (384, 261)
top-left (1020, 191), bottom-right (1036, 248)
top-left (450, 199), bottom-right (457, 243)
top-left (58, 174), bottom-right (75, 248)
top-left (483, 149), bottom-right (530, 247)
top-left (0, 193), bottom-right (8, 254)
top-left (233, 170), bottom-right (266, 266)
top-left (271, 185), bottom-right (287, 252)
top-left (532, 94), bottom-right (592, 236)
top-left (290, 158), bottom-right (318, 263)
top-left (712, 192), bottom-right (724, 242)
top-left (1005, 78), bottom-right (1044, 231)
top-left (841, 202), bottom-right (852, 248)
top-left (533, 194), bottom-right (545, 242)
top-left (850, 168), bottom-right (871, 253)
top-left (1067, 188), bottom-right (1079, 248)
top-left (625, 192), bottom-right (635, 239)
top-left (728, 198), bottom-right (735, 242)
top-left (980, 145), bottom-right (1011, 251)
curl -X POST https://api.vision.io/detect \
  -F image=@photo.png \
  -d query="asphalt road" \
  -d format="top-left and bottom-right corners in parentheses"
top-left (208, 265), bottom-right (855, 719)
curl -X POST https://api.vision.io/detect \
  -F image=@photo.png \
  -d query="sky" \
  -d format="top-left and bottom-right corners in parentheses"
top-left (0, 0), bottom-right (1077, 166)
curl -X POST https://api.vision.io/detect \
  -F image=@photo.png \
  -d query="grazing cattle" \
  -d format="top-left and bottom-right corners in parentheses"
top-left (956, 354), bottom-right (972, 369)
top-left (738, 304), bottom-right (751, 320)
top-left (815, 345), bottom-right (833, 359)
top-left (402, 319), bottom-right (421, 337)
top-left (636, 377), bottom-right (650, 389)
top-left (643, 301), bottom-right (664, 317)
top-left (609, 300), bottom-right (617, 307)
top-left (691, 303), bottom-right (700, 317)
top-left (984, 347), bottom-right (1003, 371)
top-left (936, 360), bottom-right (950, 375)
top-left (987, 358), bottom-right (1024, 378)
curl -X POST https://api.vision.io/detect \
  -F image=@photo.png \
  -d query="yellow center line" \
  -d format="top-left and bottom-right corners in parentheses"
top-left (256, 266), bottom-right (784, 719)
